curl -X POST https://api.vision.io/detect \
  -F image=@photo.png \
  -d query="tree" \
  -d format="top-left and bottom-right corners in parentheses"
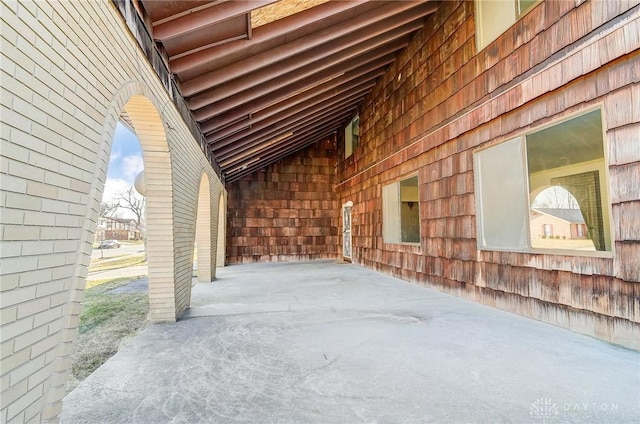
top-left (99, 201), bottom-right (118, 220)
top-left (116, 186), bottom-right (145, 237)
top-left (532, 186), bottom-right (579, 209)
top-left (116, 186), bottom-right (147, 260)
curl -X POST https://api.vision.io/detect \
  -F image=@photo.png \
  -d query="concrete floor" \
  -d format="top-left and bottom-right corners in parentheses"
top-left (61, 261), bottom-right (640, 423)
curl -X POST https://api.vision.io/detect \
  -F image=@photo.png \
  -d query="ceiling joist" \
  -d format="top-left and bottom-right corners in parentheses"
top-left (193, 37), bottom-right (408, 124)
top-left (137, 0), bottom-right (438, 181)
top-left (184, 6), bottom-right (431, 99)
top-left (216, 104), bottom-right (360, 162)
top-left (170, 0), bottom-right (371, 77)
top-left (208, 88), bottom-right (369, 150)
top-left (205, 70), bottom-right (384, 142)
top-left (153, 0), bottom-right (277, 41)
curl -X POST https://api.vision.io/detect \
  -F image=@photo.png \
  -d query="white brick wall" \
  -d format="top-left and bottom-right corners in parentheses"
top-left (1, 1), bottom-right (225, 422)
top-left (217, 192), bottom-right (227, 267)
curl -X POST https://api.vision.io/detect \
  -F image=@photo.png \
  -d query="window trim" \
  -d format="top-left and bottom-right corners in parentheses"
top-left (517, 0), bottom-right (542, 17)
top-left (345, 114), bottom-right (359, 159)
top-left (475, 0), bottom-right (542, 51)
top-left (474, 136), bottom-right (530, 252)
top-left (473, 105), bottom-right (615, 259)
top-left (382, 174), bottom-right (421, 246)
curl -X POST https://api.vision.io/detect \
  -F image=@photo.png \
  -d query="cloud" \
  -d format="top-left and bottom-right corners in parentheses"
top-left (102, 178), bottom-right (130, 204)
top-left (110, 149), bottom-right (121, 162)
top-left (122, 154), bottom-right (144, 180)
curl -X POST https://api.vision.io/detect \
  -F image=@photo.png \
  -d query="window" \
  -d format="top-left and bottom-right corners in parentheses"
top-left (475, 0), bottom-right (540, 50)
top-left (474, 108), bottom-right (612, 254)
top-left (383, 176), bottom-right (420, 244)
top-left (345, 115), bottom-right (359, 158)
top-left (517, 0), bottom-right (538, 15)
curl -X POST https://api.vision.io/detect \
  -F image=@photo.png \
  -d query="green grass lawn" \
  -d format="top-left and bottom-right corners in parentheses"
top-left (66, 277), bottom-right (148, 394)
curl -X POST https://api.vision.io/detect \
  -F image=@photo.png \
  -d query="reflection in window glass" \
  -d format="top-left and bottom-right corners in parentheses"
top-left (382, 176), bottom-right (420, 244)
top-left (530, 187), bottom-right (596, 251)
top-left (526, 110), bottom-right (611, 251)
top-left (400, 177), bottom-right (420, 243)
top-left (474, 109), bottom-right (612, 254)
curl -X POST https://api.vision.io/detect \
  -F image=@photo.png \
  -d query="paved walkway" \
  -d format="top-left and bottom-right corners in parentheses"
top-left (86, 264), bottom-right (148, 281)
top-left (61, 261), bottom-right (640, 423)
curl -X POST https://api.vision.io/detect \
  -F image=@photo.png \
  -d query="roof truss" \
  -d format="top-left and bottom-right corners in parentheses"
top-left (138, 0), bottom-right (438, 182)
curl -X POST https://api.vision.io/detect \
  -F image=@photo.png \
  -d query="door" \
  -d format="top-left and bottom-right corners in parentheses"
top-left (342, 201), bottom-right (353, 261)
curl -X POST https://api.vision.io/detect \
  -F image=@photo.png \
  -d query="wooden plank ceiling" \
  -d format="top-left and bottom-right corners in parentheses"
top-left (139, 0), bottom-right (438, 182)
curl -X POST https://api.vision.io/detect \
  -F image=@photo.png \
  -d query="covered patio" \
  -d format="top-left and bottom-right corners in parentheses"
top-left (61, 262), bottom-right (639, 423)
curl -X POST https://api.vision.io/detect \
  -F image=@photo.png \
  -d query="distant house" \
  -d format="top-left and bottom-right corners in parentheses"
top-left (97, 217), bottom-right (141, 241)
top-left (530, 208), bottom-right (588, 240)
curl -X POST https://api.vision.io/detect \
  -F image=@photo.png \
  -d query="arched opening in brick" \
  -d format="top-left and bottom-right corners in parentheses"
top-left (66, 94), bottom-right (175, 396)
top-left (217, 191), bottom-right (226, 268)
top-left (122, 95), bottom-right (177, 322)
top-left (67, 122), bottom-right (150, 395)
top-left (98, 121), bottom-right (145, 247)
top-left (195, 173), bottom-right (213, 283)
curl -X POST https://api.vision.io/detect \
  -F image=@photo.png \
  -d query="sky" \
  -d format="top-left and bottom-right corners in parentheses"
top-left (103, 122), bottom-right (144, 217)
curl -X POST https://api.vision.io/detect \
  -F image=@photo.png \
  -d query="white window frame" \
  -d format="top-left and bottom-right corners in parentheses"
top-left (345, 115), bottom-right (359, 158)
top-left (474, 136), bottom-right (530, 251)
top-left (475, 0), bottom-right (542, 51)
top-left (382, 175), bottom-right (420, 245)
top-left (473, 107), bottom-right (614, 258)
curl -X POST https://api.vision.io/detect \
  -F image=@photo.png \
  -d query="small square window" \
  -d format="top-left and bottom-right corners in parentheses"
top-left (383, 176), bottom-right (420, 244)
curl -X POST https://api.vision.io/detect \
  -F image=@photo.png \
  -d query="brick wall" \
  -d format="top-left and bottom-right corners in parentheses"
top-left (336, 0), bottom-right (640, 348)
top-left (1, 1), bottom-right (224, 422)
top-left (226, 138), bottom-right (339, 263)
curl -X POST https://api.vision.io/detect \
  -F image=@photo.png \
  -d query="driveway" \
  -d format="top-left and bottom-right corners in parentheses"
top-left (61, 261), bottom-right (640, 423)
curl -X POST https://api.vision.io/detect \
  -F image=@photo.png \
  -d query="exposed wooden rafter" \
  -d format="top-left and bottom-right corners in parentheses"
top-left (138, 0), bottom-right (438, 181)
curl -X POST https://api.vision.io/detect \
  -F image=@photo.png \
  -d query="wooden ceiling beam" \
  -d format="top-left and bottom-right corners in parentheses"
top-left (225, 132), bottom-right (337, 182)
top-left (223, 129), bottom-right (336, 175)
top-left (188, 22), bottom-right (418, 111)
top-left (196, 47), bottom-right (399, 127)
top-left (181, 2), bottom-right (435, 97)
top-left (153, 1), bottom-right (277, 41)
top-left (215, 104), bottom-right (357, 162)
top-left (219, 123), bottom-right (340, 170)
top-left (205, 69), bottom-right (383, 141)
top-left (211, 103), bottom-right (360, 165)
top-left (170, 0), bottom-right (370, 76)
top-left (208, 85), bottom-right (370, 150)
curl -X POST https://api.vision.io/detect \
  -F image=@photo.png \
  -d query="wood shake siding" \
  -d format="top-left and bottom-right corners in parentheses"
top-left (226, 138), bottom-right (339, 263)
top-left (336, 0), bottom-right (640, 347)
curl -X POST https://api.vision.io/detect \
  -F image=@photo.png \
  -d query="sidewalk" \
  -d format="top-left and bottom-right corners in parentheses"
top-left (62, 261), bottom-right (640, 423)
top-left (86, 265), bottom-right (148, 281)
